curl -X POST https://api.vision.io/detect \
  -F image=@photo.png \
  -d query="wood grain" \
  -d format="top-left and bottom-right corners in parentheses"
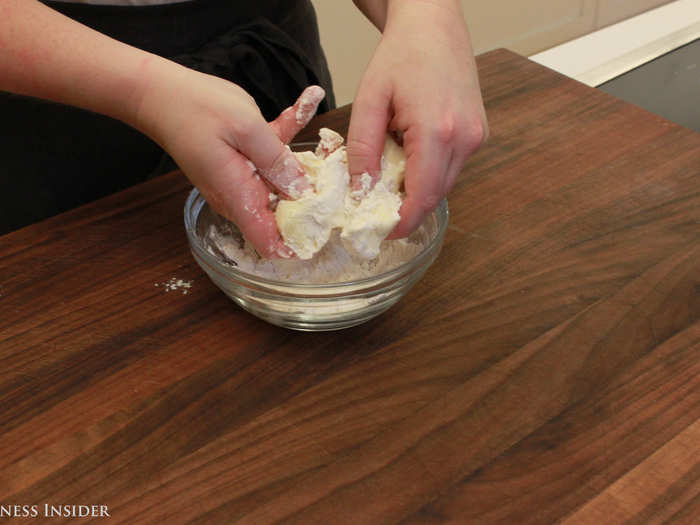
top-left (0, 49), bottom-right (698, 524)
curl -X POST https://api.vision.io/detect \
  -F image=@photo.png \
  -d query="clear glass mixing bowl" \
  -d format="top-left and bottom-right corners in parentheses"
top-left (183, 162), bottom-right (448, 331)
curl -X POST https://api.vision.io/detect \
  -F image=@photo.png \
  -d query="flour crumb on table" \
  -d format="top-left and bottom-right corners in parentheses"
top-left (156, 277), bottom-right (193, 294)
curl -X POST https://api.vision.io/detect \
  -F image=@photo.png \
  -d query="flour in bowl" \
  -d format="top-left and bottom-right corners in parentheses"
top-left (207, 225), bottom-right (428, 284)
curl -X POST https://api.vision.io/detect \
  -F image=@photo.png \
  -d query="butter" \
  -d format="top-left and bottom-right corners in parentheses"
top-left (274, 129), bottom-right (406, 260)
top-left (340, 180), bottom-right (402, 259)
top-left (275, 149), bottom-right (348, 259)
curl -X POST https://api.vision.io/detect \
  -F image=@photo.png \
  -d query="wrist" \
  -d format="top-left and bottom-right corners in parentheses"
top-left (127, 55), bottom-right (192, 148)
top-left (384, 0), bottom-right (469, 45)
top-left (385, 0), bottom-right (463, 30)
top-left (386, 0), bottom-right (462, 16)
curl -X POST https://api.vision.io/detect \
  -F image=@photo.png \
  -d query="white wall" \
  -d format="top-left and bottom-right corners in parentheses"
top-left (311, 2), bottom-right (381, 107)
top-left (311, 0), bottom-right (674, 106)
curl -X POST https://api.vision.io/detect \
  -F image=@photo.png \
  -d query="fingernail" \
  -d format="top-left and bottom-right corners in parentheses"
top-left (350, 171), bottom-right (377, 197)
top-left (275, 241), bottom-right (294, 258)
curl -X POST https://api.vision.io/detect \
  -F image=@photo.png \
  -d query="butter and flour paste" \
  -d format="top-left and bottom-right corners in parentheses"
top-left (276, 128), bottom-right (406, 259)
top-left (206, 128), bottom-right (431, 284)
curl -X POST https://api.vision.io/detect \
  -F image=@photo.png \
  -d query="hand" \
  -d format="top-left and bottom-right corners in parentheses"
top-left (0, 1), bottom-right (323, 257)
top-left (137, 61), bottom-right (324, 257)
top-left (347, 0), bottom-right (488, 238)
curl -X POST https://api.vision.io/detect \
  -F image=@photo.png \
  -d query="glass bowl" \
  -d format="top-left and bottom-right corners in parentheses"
top-left (183, 179), bottom-right (448, 332)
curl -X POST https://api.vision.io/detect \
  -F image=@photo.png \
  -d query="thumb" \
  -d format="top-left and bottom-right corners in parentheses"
top-left (346, 82), bottom-right (391, 191)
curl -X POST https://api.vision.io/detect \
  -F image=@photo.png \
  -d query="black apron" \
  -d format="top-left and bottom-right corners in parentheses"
top-left (0, 0), bottom-right (335, 234)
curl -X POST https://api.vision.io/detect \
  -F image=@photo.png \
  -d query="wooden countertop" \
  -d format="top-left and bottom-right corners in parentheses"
top-left (0, 49), bottom-right (698, 524)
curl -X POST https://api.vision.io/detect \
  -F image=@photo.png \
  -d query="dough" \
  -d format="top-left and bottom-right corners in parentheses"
top-left (275, 129), bottom-right (406, 260)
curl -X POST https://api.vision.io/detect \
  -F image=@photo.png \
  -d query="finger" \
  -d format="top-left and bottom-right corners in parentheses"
top-left (440, 148), bottom-right (458, 197)
top-left (234, 113), bottom-right (312, 199)
top-left (441, 147), bottom-right (467, 197)
top-left (347, 80), bottom-right (391, 191)
top-left (438, 116), bottom-right (487, 196)
top-left (388, 131), bottom-right (451, 239)
top-left (199, 150), bottom-right (294, 258)
top-left (269, 85), bottom-right (326, 144)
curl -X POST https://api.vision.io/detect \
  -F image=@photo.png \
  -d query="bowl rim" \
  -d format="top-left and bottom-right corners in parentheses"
top-left (184, 187), bottom-right (448, 291)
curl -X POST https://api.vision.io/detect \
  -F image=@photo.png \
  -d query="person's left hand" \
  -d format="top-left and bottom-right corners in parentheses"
top-left (347, 0), bottom-right (488, 238)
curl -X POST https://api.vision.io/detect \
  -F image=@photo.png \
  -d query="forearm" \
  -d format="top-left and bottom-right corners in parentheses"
top-left (0, 0), bottom-right (178, 133)
top-left (352, 0), bottom-right (462, 31)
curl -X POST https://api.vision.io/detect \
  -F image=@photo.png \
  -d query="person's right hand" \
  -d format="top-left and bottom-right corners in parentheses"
top-left (136, 61), bottom-right (324, 258)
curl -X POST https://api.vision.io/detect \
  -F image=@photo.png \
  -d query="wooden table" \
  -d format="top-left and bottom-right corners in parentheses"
top-left (1, 49), bottom-right (698, 524)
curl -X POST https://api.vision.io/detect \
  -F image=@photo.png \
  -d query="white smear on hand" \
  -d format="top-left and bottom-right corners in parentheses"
top-left (295, 86), bottom-right (325, 126)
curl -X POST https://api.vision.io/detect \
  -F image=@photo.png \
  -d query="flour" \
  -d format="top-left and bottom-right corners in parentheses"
top-left (206, 225), bottom-right (428, 284)
top-left (156, 277), bottom-right (193, 294)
